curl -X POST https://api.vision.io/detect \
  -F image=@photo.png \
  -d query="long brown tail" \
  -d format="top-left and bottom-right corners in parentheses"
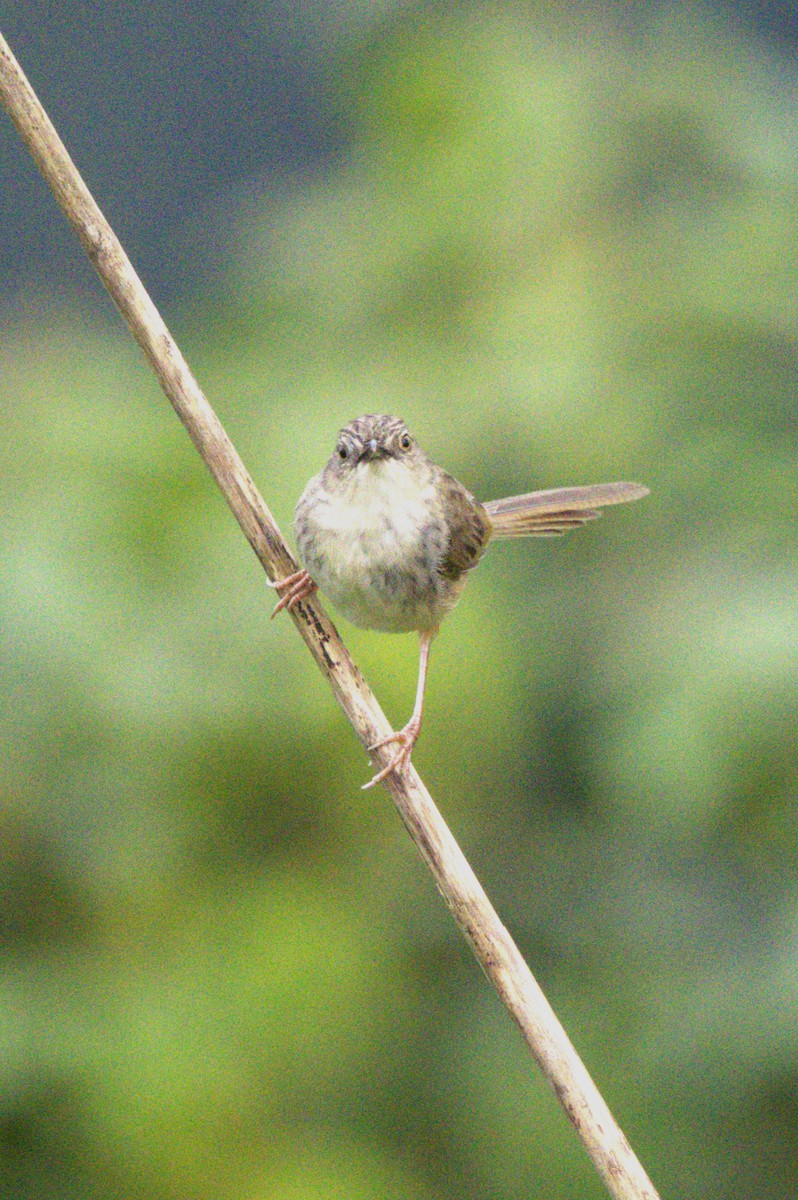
top-left (484, 482), bottom-right (649, 538)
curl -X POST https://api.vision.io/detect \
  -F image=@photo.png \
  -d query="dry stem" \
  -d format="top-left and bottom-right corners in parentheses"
top-left (0, 30), bottom-right (660, 1200)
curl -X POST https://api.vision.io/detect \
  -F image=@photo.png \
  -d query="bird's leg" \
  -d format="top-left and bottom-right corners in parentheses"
top-left (363, 631), bottom-right (434, 790)
top-left (268, 568), bottom-right (317, 617)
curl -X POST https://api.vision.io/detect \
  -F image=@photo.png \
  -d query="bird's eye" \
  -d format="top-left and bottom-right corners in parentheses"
top-left (337, 444), bottom-right (348, 461)
top-left (400, 434), bottom-right (411, 450)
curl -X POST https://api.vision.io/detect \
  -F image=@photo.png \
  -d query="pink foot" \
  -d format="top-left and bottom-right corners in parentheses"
top-left (362, 717), bottom-right (422, 790)
top-left (268, 569), bottom-right (316, 617)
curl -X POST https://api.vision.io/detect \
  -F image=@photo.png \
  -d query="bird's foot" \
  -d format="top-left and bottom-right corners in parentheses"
top-left (363, 717), bottom-right (422, 790)
top-left (268, 569), bottom-right (317, 617)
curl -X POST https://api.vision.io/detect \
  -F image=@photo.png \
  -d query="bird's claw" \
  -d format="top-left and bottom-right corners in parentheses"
top-left (268, 569), bottom-right (316, 617)
top-left (362, 720), bottom-right (421, 790)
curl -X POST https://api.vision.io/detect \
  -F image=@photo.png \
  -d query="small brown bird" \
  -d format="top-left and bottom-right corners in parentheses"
top-left (272, 415), bottom-right (648, 788)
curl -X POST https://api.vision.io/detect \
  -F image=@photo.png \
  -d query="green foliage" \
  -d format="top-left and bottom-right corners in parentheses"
top-left (2, 5), bottom-right (798, 1198)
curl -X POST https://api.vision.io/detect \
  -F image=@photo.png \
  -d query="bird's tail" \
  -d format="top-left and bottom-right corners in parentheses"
top-left (484, 482), bottom-right (649, 538)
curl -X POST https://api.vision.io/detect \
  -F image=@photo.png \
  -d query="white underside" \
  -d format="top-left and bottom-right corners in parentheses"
top-left (297, 458), bottom-right (445, 633)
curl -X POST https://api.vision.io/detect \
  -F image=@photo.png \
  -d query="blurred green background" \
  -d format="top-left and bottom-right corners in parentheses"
top-left (2, 3), bottom-right (798, 1198)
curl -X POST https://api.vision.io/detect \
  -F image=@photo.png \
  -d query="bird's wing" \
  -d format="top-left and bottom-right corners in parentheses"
top-left (437, 472), bottom-right (494, 580)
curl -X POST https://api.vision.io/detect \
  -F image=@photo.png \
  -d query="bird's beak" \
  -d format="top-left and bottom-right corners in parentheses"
top-left (357, 438), bottom-right (386, 464)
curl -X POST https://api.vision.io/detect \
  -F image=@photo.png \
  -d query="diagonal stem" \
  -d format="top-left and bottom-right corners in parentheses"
top-left (0, 29), bottom-right (660, 1200)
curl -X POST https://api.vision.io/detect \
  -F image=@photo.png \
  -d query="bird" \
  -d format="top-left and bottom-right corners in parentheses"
top-left (271, 414), bottom-right (648, 788)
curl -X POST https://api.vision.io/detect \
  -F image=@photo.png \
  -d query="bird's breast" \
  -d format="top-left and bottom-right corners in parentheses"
top-left (295, 460), bottom-right (452, 632)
